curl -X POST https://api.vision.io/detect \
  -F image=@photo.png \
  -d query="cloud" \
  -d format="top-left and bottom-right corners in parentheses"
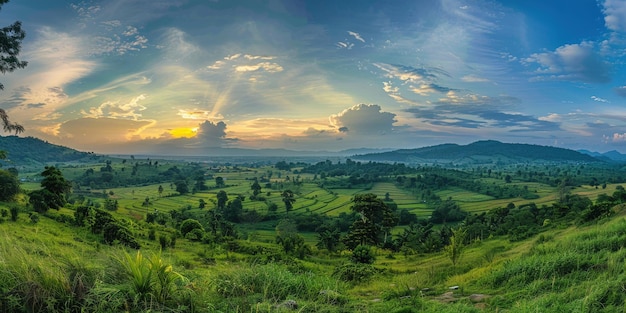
top-left (81, 94), bottom-right (147, 120)
top-left (177, 109), bottom-right (215, 120)
top-left (336, 41), bottom-right (354, 49)
top-left (347, 31), bottom-right (365, 43)
top-left (602, 0), bottom-right (626, 32)
top-left (410, 83), bottom-right (457, 96)
top-left (524, 42), bottom-right (611, 83)
top-left (329, 104), bottom-right (397, 135)
top-left (461, 75), bottom-right (490, 82)
top-left (609, 133), bottom-right (626, 142)
top-left (374, 63), bottom-right (446, 83)
top-left (235, 62), bottom-right (284, 73)
top-left (57, 117), bottom-right (154, 145)
top-left (591, 96), bottom-right (609, 103)
top-left (196, 120), bottom-right (226, 141)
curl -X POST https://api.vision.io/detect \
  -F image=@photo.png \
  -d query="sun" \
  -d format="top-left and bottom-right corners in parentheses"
top-left (169, 127), bottom-right (197, 138)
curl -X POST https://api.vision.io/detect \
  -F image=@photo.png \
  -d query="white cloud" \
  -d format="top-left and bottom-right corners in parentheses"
top-left (329, 104), bottom-right (397, 135)
top-left (524, 41), bottom-right (611, 83)
top-left (347, 31), bottom-right (365, 43)
top-left (336, 41), bottom-right (354, 49)
top-left (177, 109), bottom-right (214, 120)
top-left (235, 62), bottom-right (284, 73)
top-left (461, 74), bottom-right (490, 82)
top-left (610, 132), bottom-right (626, 142)
top-left (591, 96), bottom-right (609, 103)
top-left (602, 0), bottom-right (626, 32)
top-left (81, 94), bottom-right (147, 120)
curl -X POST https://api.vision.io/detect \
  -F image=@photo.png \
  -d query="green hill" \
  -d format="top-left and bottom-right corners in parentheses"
top-left (354, 140), bottom-right (602, 164)
top-left (0, 136), bottom-right (92, 167)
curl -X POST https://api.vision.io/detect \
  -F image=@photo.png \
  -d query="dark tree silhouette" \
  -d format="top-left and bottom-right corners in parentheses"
top-left (0, 0), bottom-right (28, 135)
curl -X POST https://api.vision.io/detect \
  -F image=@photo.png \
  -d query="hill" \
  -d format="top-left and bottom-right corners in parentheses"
top-left (353, 140), bottom-right (602, 164)
top-left (0, 136), bottom-right (92, 167)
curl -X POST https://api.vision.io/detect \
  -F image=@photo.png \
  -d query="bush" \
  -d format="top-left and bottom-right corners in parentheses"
top-left (333, 263), bottom-right (377, 283)
top-left (350, 245), bottom-right (376, 264)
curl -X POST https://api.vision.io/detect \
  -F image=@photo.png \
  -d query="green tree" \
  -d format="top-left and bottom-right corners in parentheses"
top-left (180, 219), bottom-right (203, 237)
top-left (0, 169), bottom-right (19, 201)
top-left (444, 227), bottom-right (466, 267)
top-left (223, 197), bottom-right (242, 222)
top-left (281, 189), bottom-right (295, 212)
top-left (174, 180), bottom-right (189, 195)
top-left (29, 166), bottom-right (71, 212)
top-left (158, 184), bottom-right (164, 197)
top-left (275, 218), bottom-right (307, 257)
top-left (216, 190), bottom-right (228, 211)
top-left (316, 223), bottom-right (341, 253)
top-left (198, 198), bottom-right (206, 209)
top-left (343, 193), bottom-right (397, 249)
top-left (215, 176), bottom-right (225, 188)
top-left (251, 180), bottom-right (261, 198)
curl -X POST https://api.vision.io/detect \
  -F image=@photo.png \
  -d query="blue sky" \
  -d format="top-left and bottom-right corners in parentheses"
top-left (2, 0), bottom-right (626, 155)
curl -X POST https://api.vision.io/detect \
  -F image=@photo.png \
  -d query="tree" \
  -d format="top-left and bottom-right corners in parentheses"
top-left (158, 184), bottom-right (164, 197)
top-left (174, 180), bottom-right (189, 195)
top-left (215, 176), bottom-right (225, 188)
top-left (29, 166), bottom-right (71, 212)
top-left (0, 169), bottom-right (19, 201)
top-left (251, 180), bottom-right (261, 198)
top-left (198, 198), bottom-right (206, 209)
top-left (180, 219), bottom-right (204, 237)
top-left (0, 0), bottom-right (27, 135)
top-left (343, 193), bottom-right (397, 249)
top-left (281, 189), bottom-right (295, 212)
top-left (275, 218), bottom-right (308, 257)
top-left (444, 227), bottom-right (466, 267)
top-left (216, 190), bottom-right (228, 211)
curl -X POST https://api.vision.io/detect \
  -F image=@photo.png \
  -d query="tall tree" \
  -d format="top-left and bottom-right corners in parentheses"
top-left (29, 166), bottom-right (71, 212)
top-left (216, 190), bottom-right (228, 211)
top-left (343, 193), bottom-right (397, 249)
top-left (0, 0), bottom-right (28, 135)
top-left (281, 189), bottom-right (295, 212)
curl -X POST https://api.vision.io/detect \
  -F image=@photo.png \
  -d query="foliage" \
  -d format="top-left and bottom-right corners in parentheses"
top-left (350, 245), bottom-right (376, 264)
top-left (0, 169), bottom-right (19, 201)
top-left (344, 193), bottom-right (397, 249)
top-left (332, 263), bottom-right (377, 283)
top-left (281, 189), bottom-right (295, 212)
top-left (29, 166), bottom-right (71, 212)
top-left (179, 218), bottom-right (204, 237)
top-left (118, 250), bottom-right (186, 304)
top-left (444, 227), bottom-right (466, 267)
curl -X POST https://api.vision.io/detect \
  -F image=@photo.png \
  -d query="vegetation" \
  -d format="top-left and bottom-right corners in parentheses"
top-left (2, 137), bottom-right (626, 311)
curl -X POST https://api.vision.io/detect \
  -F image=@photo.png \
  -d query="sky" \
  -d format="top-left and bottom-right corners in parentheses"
top-left (2, 0), bottom-right (626, 155)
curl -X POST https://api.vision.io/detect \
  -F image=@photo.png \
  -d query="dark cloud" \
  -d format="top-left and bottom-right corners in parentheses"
top-left (26, 103), bottom-right (46, 109)
top-left (330, 104), bottom-right (396, 135)
top-left (406, 97), bottom-right (561, 132)
top-left (338, 126), bottom-right (349, 133)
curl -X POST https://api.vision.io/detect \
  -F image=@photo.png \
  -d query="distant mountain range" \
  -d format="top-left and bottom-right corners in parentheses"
top-left (578, 149), bottom-right (626, 162)
top-left (2, 136), bottom-right (626, 167)
top-left (352, 140), bottom-right (612, 164)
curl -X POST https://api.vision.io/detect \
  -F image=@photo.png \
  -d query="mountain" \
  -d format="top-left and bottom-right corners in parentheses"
top-left (579, 149), bottom-right (626, 162)
top-left (352, 140), bottom-right (603, 164)
top-left (0, 136), bottom-right (93, 167)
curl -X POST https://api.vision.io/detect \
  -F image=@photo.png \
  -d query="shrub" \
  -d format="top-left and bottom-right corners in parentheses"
top-left (350, 245), bottom-right (375, 264)
top-left (333, 263), bottom-right (377, 283)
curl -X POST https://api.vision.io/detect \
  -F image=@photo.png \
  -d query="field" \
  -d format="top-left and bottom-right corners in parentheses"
top-left (4, 158), bottom-right (626, 312)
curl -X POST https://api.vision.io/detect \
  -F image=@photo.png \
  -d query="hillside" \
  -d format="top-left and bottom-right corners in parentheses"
top-left (0, 136), bottom-right (92, 167)
top-left (353, 140), bottom-right (602, 164)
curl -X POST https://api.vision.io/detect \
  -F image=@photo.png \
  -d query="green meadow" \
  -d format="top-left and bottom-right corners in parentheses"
top-left (2, 158), bottom-right (626, 312)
